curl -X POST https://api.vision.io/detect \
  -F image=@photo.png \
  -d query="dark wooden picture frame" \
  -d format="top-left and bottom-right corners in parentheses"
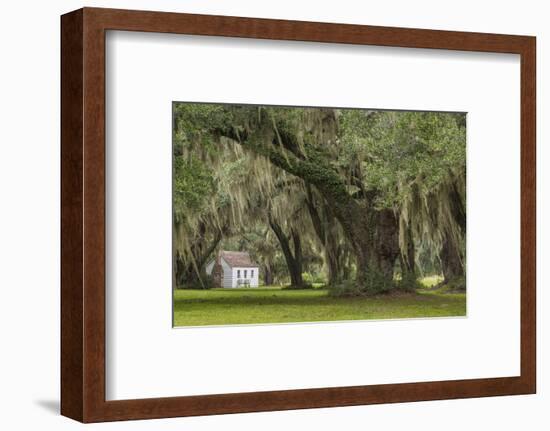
top-left (61, 7), bottom-right (536, 423)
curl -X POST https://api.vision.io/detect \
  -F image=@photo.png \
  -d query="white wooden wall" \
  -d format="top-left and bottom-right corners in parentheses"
top-left (205, 260), bottom-right (259, 287)
top-left (231, 267), bottom-right (259, 287)
top-left (220, 258), bottom-right (233, 288)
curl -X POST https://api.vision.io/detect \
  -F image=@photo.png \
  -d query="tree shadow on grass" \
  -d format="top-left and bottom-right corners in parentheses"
top-left (173, 291), bottom-right (444, 308)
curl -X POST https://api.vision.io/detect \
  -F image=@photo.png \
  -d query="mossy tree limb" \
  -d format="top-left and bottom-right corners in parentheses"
top-left (219, 112), bottom-right (397, 293)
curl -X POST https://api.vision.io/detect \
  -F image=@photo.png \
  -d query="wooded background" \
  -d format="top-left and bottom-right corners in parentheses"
top-left (173, 104), bottom-right (466, 294)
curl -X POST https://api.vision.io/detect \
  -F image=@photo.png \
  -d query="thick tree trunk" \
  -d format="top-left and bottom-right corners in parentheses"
top-left (440, 233), bottom-right (464, 284)
top-left (302, 176), bottom-right (398, 292)
top-left (263, 265), bottom-right (274, 285)
top-left (439, 177), bottom-right (466, 288)
top-left (268, 214), bottom-right (305, 288)
top-left (372, 209), bottom-right (400, 278)
top-left (399, 222), bottom-right (416, 289)
top-left (326, 247), bottom-right (341, 285)
top-left (305, 185), bottom-right (346, 285)
top-left (290, 229), bottom-right (303, 286)
top-left (342, 249), bottom-right (353, 280)
top-left (350, 207), bottom-right (400, 293)
top-left (173, 251), bottom-right (177, 289)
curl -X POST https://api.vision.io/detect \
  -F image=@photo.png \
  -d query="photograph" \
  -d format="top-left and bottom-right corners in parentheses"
top-left (172, 103), bottom-right (467, 327)
top-left (1, 1), bottom-right (540, 427)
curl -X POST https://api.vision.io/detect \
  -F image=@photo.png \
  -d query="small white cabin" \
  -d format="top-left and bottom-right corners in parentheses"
top-left (205, 251), bottom-right (260, 288)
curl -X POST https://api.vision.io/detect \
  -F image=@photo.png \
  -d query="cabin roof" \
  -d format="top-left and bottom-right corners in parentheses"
top-left (219, 250), bottom-right (258, 268)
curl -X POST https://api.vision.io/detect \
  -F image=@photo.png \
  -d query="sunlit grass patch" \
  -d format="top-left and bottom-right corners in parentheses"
top-left (418, 275), bottom-right (444, 288)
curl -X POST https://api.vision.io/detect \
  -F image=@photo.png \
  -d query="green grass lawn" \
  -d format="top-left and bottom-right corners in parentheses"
top-left (173, 285), bottom-right (466, 327)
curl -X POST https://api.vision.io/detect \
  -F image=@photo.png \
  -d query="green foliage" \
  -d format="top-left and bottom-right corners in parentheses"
top-left (172, 103), bottom-right (466, 292)
top-left (340, 110), bottom-right (466, 208)
top-left (178, 275), bottom-right (216, 290)
top-left (173, 155), bottom-right (215, 214)
top-left (397, 272), bottom-right (423, 292)
top-left (440, 275), bottom-right (466, 291)
top-left (302, 271), bottom-right (326, 285)
top-left (329, 269), bottom-right (395, 296)
top-left (173, 103), bottom-right (233, 153)
top-left (327, 279), bottom-right (365, 297)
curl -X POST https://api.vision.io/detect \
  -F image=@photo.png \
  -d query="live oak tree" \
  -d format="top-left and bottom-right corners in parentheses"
top-left (173, 103), bottom-right (466, 294)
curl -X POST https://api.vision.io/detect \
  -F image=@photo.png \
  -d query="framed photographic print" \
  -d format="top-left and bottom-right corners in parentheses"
top-left (61, 7), bottom-right (536, 423)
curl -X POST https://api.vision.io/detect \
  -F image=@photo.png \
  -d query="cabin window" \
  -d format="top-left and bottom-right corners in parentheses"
top-left (251, 270), bottom-right (254, 278)
top-left (237, 269), bottom-right (240, 278)
top-left (244, 270), bottom-right (248, 278)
